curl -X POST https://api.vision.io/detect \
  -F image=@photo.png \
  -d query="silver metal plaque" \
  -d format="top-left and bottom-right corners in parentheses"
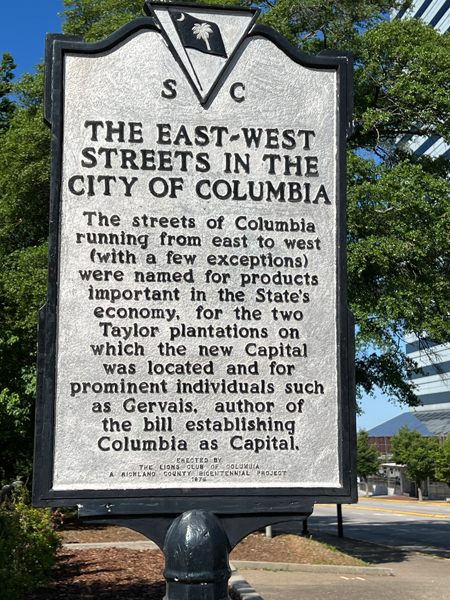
top-left (34, 2), bottom-right (355, 503)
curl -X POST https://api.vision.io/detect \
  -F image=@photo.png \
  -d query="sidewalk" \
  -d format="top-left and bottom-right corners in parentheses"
top-left (238, 529), bottom-right (450, 600)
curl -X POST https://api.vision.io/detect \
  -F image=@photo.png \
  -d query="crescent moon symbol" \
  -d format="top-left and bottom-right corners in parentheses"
top-left (177, 14), bottom-right (185, 21)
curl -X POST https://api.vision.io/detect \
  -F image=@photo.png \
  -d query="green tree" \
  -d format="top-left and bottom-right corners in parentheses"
top-left (347, 19), bottom-right (450, 409)
top-left (257, 0), bottom-right (407, 52)
top-left (0, 53), bottom-right (16, 132)
top-left (61, 0), bottom-right (145, 42)
top-left (2, 0), bottom-right (450, 477)
top-left (391, 426), bottom-right (438, 500)
top-left (435, 435), bottom-right (450, 490)
top-left (357, 429), bottom-right (380, 496)
top-left (0, 66), bottom-right (50, 479)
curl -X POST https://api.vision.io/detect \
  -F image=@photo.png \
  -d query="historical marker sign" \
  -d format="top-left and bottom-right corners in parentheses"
top-left (33, 1), bottom-right (356, 512)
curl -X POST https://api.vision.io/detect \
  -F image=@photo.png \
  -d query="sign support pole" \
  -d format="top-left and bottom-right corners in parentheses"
top-left (337, 503), bottom-right (344, 537)
top-left (163, 511), bottom-right (231, 600)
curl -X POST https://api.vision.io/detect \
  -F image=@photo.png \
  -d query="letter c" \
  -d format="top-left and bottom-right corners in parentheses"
top-left (230, 82), bottom-right (245, 103)
top-left (98, 436), bottom-right (110, 451)
top-left (196, 180), bottom-right (211, 199)
top-left (235, 216), bottom-right (247, 230)
top-left (230, 435), bottom-right (243, 449)
top-left (68, 175), bottom-right (85, 196)
top-left (245, 343), bottom-right (256, 356)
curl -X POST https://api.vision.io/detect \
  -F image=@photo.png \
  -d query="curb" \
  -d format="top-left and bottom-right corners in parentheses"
top-left (230, 560), bottom-right (392, 576)
top-left (230, 566), bottom-right (264, 600)
top-left (63, 541), bottom-right (159, 550)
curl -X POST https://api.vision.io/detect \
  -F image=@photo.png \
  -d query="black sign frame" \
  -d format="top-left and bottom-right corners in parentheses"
top-left (33, 3), bottom-right (356, 516)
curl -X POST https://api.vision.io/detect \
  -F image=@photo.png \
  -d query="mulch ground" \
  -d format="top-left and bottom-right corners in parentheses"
top-left (22, 524), bottom-right (367, 600)
top-left (25, 548), bottom-right (166, 600)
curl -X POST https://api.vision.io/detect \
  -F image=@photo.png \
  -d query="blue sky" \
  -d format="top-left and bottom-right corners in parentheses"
top-left (0, 0), bottom-right (406, 432)
top-left (357, 389), bottom-right (402, 431)
top-left (1, 0), bottom-right (64, 77)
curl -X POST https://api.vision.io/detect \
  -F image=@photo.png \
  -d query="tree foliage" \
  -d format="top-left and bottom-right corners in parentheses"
top-left (391, 426), bottom-right (438, 500)
top-left (357, 430), bottom-right (380, 477)
top-left (1, 0), bottom-right (450, 476)
top-left (435, 434), bottom-right (450, 488)
top-left (258, 0), bottom-right (407, 52)
top-left (0, 491), bottom-right (60, 600)
top-left (0, 54), bottom-right (16, 132)
top-left (357, 429), bottom-right (380, 495)
top-left (61, 0), bottom-right (145, 42)
top-left (0, 61), bottom-right (49, 478)
top-left (347, 19), bottom-right (450, 395)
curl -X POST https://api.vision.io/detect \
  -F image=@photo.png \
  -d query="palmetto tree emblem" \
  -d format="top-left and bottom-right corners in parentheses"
top-left (169, 11), bottom-right (227, 60)
top-left (192, 22), bottom-right (214, 51)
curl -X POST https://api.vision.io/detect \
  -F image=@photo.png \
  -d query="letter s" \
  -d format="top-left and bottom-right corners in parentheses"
top-left (162, 79), bottom-right (177, 99)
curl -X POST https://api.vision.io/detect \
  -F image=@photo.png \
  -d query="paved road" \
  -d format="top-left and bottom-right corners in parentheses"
top-left (276, 498), bottom-right (450, 558)
top-left (246, 500), bottom-right (450, 600)
top-left (350, 497), bottom-right (450, 517)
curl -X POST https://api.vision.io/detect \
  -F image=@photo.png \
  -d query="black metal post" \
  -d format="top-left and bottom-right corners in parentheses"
top-left (337, 503), bottom-right (343, 537)
top-left (302, 518), bottom-right (309, 536)
top-left (163, 510), bottom-right (231, 600)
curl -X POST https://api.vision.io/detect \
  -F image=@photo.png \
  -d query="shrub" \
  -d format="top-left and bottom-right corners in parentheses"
top-left (0, 493), bottom-right (60, 600)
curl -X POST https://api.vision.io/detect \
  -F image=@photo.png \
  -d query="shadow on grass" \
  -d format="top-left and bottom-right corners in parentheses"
top-left (273, 522), bottom-right (412, 565)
